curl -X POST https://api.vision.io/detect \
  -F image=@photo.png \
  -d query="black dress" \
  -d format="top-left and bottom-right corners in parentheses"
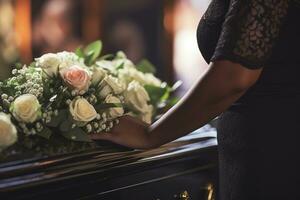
top-left (197, 0), bottom-right (300, 199)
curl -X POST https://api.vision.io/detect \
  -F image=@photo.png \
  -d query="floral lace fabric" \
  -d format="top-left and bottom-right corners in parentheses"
top-left (211, 0), bottom-right (290, 69)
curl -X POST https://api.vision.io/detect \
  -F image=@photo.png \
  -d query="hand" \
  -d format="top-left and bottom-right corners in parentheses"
top-left (89, 116), bottom-right (153, 149)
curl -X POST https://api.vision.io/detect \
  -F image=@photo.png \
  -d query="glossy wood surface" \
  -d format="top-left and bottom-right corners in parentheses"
top-left (0, 125), bottom-right (218, 199)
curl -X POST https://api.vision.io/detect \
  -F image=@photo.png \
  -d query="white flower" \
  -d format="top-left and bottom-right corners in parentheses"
top-left (35, 53), bottom-right (61, 77)
top-left (143, 73), bottom-right (162, 86)
top-left (57, 51), bottom-right (82, 70)
top-left (139, 105), bottom-right (153, 124)
top-left (113, 58), bottom-right (135, 70)
top-left (124, 81), bottom-right (150, 113)
top-left (69, 97), bottom-right (97, 124)
top-left (11, 94), bottom-right (41, 123)
top-left (104, 95), bottom-right (124, 119)
top-left (35, 52), bottom-right (82, 76)
top-left (118, 67), bottom-right (162, 87)
top-left (91, 65), bottom-right (107, 85)
top-left (126, 105), bottom-right (153, 124)
top-left (98, 75), bottom-right (125, 98)
top-left (95, 60), bottom-right (115, 72)
top-left (0, 113), bottom-right (17, 150)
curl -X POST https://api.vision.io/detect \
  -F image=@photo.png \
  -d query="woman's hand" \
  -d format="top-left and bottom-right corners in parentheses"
top-left (89, 116), bottom-right (154, 149)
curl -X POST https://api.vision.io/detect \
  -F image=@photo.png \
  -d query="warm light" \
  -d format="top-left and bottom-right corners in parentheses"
top-left (173, 0), bottom-right (209, 93)
top-left (15, 0), bottom-right (32, 63)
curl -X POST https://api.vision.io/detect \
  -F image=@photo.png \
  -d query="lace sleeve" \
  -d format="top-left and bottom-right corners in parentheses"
top-left (211, 0), bottom-right (289, 69)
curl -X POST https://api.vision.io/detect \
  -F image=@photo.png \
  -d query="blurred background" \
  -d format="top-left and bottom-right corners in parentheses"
top-left (0, 0), bottom-right (210, 95)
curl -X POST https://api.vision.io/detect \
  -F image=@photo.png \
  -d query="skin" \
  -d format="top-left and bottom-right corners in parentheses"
top-left (90, 60), bottom-right (262, 149)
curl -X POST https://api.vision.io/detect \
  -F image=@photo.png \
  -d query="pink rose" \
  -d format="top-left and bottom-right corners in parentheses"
top-left (60, 65), bottom-right (91, 94)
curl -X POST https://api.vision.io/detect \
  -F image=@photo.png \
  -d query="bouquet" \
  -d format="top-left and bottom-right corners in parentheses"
top-left (0, 41), bottom-right (179, 157)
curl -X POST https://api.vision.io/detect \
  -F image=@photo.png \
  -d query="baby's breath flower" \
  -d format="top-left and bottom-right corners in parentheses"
top-left (96, 128), bottom-right (102, 133)
top-left (31, 129), bottom-right (37, 135)
top-left (8, 96), bottom-right (14, 102)
top-left (42, 113), bottom-right (48, 118)
top-left (71, 90), bottom-right (77, 96)
top-left (36, 122), bottom-right (42, 129)
top-left (93, 122), bottom-right (99, 129)
top-left (86, 124), bottom-right (92, 133)
top-left (12, 69), bottom-right (18, 75)
top-left (96, 114), bottom-right (101, 120)
top-left (1, 94), bottom-right (8, 100)
top-left (33, 84), bottom-right (39, 89)
top-left (66, 99), bottom-right (72, 105)
top-left (45, 116), bottom-right (51, 123)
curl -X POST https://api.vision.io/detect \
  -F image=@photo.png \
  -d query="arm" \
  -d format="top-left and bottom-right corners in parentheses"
top-left (90, 60), bottom-right (262, 149)
top-left (90, 0), bottom-right (289, 149)
top-left (147, 60), bottom-right (262, 148)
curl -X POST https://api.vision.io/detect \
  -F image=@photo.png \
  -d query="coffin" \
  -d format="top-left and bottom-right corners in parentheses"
top-left (0, 125), bottom-right (218, 200)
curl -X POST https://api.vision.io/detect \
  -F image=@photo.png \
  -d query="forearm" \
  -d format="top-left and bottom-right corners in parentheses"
top-left (147, 61), bottom-right (261, 148)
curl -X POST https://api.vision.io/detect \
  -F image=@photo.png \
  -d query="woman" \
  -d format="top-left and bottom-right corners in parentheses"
top-left (91, 0), bottom-right (300, 199)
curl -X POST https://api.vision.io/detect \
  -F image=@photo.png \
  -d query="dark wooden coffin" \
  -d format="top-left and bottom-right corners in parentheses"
top-left (0, 125), bottom-right (218, 200)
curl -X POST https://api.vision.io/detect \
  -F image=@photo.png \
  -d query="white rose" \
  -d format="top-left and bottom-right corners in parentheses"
top-left (96, 60), bottom-right (115, 72)
top-left (118, 67), bottom-right (162, 87)
top-left (126, 105), bottom-right (153, 124)
top-left (91, 65), bottom-right (107, 85)
top-left (11, 94), bottom-right (41, 123)
top-left (98, 75), bottom-right (125, 98)
top-left (124, 81), bottom-right (150, 113)
top-left (139, 105), bottom-right (153, 124)
top-left (56, 51), bottom-right (83, 71)
top-left (143, 73), bottom-right (162, 86)
top-left (113, 58), bottom-right (135, 70)
top-left (0, 112), bottom-right (17, 150)
top-left (104, 95), bottom-right (124, 119)
top-left (69, 97), bottom-right (97, 124)
top-left (56, 51), bottom-right (80, 61)
top-left (118, 67), bottom-right (144, 86)
top-left (35, 53), bottom-right (60, 77)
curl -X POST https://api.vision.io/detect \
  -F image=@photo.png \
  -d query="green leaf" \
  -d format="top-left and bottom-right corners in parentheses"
top-left (84, 40), bottom-right (102, 65)
top-left (14, 62), bottom-right (23, 69)
top-left (29, 62), bottom-right (37, 68)
top-left (61, 128), bottom-right (92, 142)
top-left (116, 62), bottom-right (124, 70)
top-left (75, 47), bottom-right (84, 58)
top-left (166, 96), bottom-right (180, 107)
top-left (85, 52), bottom-right (95, 66)
top-left (46, 109), bottom-right (68, 127)
top-left (37, 127), bottom-right (52, 139)
top-left (144, 84), bottom-right (169, 104)
top-left (136, 59), bottom-right (156, 74)
top-left (59, 117), bottom-right (74, 132)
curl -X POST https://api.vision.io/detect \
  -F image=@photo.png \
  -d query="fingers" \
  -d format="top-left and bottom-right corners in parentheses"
top-left (120, 115), bottom-right (149, 127)
top-left (89, 132), bottom-right (113, 141)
